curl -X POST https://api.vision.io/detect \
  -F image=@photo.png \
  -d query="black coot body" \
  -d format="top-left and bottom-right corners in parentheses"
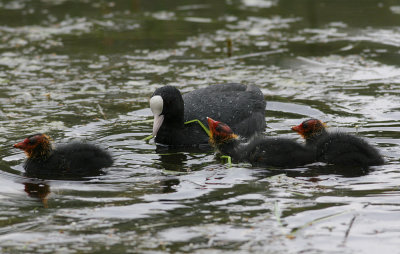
top-left (150, 83), bottom-right (266, 146)
top-left (14, 134), bottom-right (113, 179)
top-left (207, 117), bottom-right (315, 168)
top-left (292, 119), bottom-right (384, 167)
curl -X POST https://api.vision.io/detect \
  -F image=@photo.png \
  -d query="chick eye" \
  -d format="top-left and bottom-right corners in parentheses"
top-left (302, 122), bottom-right (308, 129)
top-left (216, 125), bottom-right (223, 132)
top-left (28, 139), bottom-right (36, 145)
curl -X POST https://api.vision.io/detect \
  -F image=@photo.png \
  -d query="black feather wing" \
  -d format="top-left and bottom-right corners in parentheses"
top-left (239, 137), bottom-right (315, 167)
top-left (183, 83), bottom-right (266, 138)
top-left (315, 133), bottom-right (383, 166)
top-left (24, 142), bottom-right (113, 179)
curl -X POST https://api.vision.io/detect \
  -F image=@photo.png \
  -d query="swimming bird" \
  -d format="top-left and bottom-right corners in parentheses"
top-left (291, 119), bottom-right (384, 167)
top-left (14, 133), bottom-right (113, 179)
top-left (207, 117), bottom-right (315, 167)
top-left (150, 83), bottom-right (266, 146)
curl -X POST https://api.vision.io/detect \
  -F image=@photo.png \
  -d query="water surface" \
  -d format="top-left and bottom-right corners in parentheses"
top-left (0, 0), bottom-right (400, 253)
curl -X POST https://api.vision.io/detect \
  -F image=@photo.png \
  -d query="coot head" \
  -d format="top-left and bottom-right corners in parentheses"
top-left (150, 86), bottom-right (184, 137)
top-left (207, 117), bottom-right (238, 146)
top-left (291, 119), bottom-right (327, 139)
top-left (14, 133), bottom-right (53, 159)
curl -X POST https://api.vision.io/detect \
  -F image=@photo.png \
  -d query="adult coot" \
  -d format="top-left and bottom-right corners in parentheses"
top-left (291, 119), bottom-right (384, 167)
top-left (207, 117), bottom-right (315, 167)
top-left (150, 83), bottom-right (266, 146)
top-left (14, 134), bottom-right (113, 179)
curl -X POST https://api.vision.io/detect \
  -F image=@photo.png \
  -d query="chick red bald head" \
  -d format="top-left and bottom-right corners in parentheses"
top-left (207, 117), bottom-right (237, 145)
top-left (14, 134), bottom-right (53, 158)
top-left (292, 119), bottom-right (326, 139)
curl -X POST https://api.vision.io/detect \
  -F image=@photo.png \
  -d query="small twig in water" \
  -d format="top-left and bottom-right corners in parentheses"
top-left (274, 201), bottom-right (282, 225)
top-left (226, 37), bottom-right (232, 57)
top-left (97, 104), bottom-right (106, 120)
top-left (341, 215), bottom-right (357, 246)
top-left (288, 210), bottom-right (351, 238)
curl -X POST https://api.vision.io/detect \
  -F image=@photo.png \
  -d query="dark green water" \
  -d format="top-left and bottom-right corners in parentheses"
top-left (0, 0), bottom-right (400, 253)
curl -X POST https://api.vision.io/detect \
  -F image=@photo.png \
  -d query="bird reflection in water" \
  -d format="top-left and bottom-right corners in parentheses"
top-left (160, 178), bottom-right (180, 193)
top-left (23, 182), bottom-right (50, 208)
top-left (158, 152), bottom-right (188, 172)
top-left (156, 144), bottom-right (211, 172)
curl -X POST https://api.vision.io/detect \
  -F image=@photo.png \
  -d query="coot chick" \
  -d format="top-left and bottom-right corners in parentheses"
top-left (291, 119), bottom-right (384, 167)
top-left (14, 134), bottom-right (113, 179)
top-left (207, 117), bottom-right (315, 167)
top-left (150, 83), bottom-right (266, 146)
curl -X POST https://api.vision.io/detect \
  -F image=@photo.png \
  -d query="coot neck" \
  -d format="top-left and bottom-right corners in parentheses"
top-left (217, 138), bottom-right (244, 160)
top-left (155, 110), bottom-right (186, 144)
top-left (29, 143), bottom-right (53, 161)
top-left (160, 86), bottom-right (186, 128)
top-left (163, 112), bottom-right (185, 129)
top-left (306, 128), bottom-right (328, 146)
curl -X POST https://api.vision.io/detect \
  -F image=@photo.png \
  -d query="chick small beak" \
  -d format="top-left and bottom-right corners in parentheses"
top-left (14, 141), bottom-right (27, 150)
top-left (207, 117), bottom-right (219, 134)
top-left (291, 125), bottom-right (302, 133)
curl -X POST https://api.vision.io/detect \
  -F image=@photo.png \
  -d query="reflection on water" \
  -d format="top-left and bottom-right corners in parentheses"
top-left (24, 182), bottom-right (50, 208)
top-left (160, 178), bottom-right (180, 194)
top-left (0, 0), bottom-right (400, 253)
top-left (159, 153), bottom-right (188, 172)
